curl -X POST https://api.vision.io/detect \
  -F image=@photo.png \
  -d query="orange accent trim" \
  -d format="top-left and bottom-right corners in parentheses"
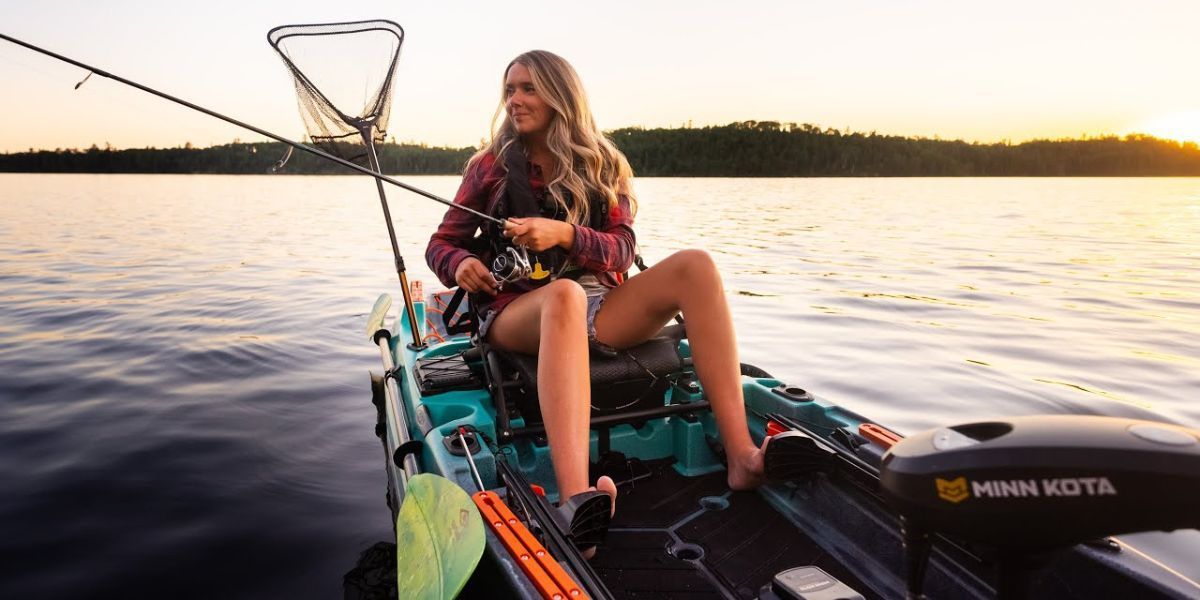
top-left (766, 420), bottom-right (788, 438)
top-left (530, 484), bottom-right (546, 498)
top-left (859, 423), bottom-right (903, 449)
top-left (430, 291), bottom-right (452, 310)
top-left (421, 330), bottom-right (447, 343)
top-left (472, 491), bottom-right (589, 600)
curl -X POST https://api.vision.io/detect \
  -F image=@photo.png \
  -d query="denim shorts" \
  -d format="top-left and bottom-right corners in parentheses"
top-left (478, 290), bottom-right (614, 354)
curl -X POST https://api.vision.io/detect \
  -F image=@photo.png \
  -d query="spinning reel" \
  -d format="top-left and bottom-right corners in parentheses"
top-left (491, 245), bottom-right (532, 289)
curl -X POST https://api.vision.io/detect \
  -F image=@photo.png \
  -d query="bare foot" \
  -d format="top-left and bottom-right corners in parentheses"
top-left (727, 436), bottom-right (770, 491)
top-left (593, 475), bottom-right (617, 517)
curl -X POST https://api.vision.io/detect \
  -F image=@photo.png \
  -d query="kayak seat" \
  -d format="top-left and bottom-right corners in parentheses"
top-left (481, 324), bottom-right (703, 442)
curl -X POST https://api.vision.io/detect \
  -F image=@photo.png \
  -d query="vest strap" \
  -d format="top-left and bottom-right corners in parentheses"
top-left (442, 287), bottom-right (476, 336)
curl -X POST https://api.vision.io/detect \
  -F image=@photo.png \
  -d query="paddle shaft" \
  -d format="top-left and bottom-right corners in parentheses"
top-left (377, 335), bottom-right (420, 487)
top-left (0, 32), bottom-right (505, 226)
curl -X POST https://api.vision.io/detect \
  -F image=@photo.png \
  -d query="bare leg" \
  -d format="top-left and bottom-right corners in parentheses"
top-left (488, 280), bottom-right (617, 507)
top-left (593, 249), bottom-right (766, 489)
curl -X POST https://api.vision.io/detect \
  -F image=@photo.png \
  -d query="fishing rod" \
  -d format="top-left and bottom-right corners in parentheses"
top-left (0, 31), bottom-right (504, 228)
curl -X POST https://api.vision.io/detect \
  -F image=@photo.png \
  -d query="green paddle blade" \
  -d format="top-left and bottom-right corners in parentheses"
top-left (367, 293), bottom-right (392, 340)
top-left (395, 473), bottom-right (486, 599)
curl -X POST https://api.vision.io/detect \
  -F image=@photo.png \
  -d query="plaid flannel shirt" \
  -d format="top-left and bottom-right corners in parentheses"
top-left (425, 152), bottom-right (636, 318)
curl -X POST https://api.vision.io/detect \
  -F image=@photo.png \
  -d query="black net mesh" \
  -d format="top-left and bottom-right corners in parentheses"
top-left (268, 20), bottom-right (404, 165)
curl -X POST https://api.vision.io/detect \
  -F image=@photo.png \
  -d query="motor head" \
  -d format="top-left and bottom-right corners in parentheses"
top-left (880, 415), bottom-right (1200, 550)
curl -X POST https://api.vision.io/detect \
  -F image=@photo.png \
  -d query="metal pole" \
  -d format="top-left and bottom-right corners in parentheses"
top-left (364, 135), bottom-right (424, 349)
top-left (458, 428), bottom-right (486, 492)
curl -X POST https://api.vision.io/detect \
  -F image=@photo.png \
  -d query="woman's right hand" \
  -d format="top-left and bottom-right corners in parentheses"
top-left (454, 257), bottom-right (499, 296)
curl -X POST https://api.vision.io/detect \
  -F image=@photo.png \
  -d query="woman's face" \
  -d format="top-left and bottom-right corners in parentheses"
top-left (505, 63), bottom-right (553, 138)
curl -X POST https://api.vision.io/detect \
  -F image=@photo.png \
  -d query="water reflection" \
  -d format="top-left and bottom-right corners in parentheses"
top-left (0, 174), bottom-right (1198, 597)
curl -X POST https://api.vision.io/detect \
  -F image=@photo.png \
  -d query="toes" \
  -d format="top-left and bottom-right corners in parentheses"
top-left (726, 439), bottom-right (770, 491)
top-left (596, 475), bottom-right (617, 516)
top-left (596, 475), bottom-right (617, 497)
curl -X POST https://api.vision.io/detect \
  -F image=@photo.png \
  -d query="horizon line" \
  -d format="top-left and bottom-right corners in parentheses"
top-left (3, 121), bottom-right (1196, 154)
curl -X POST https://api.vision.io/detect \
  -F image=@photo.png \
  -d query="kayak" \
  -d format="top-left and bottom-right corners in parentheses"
top-left (362, 288), bottom-right (1200, 599)
top-left (9, 28), bottom-right (1188, 595)
top-left (19, 23), bottom-right (1192, 598)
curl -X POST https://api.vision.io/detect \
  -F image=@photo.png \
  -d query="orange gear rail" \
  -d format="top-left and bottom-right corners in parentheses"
top-left (472, 490), bottom-right (589, 600)
top-left (859, 423), bottom-right (904, 449)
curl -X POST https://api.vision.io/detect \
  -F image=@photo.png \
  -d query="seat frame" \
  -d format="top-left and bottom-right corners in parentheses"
top-left (477, 325), bottom-right (712, 443)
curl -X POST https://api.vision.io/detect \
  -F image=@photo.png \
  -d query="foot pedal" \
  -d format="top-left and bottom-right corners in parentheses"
top-left (554, 491), bottom-right (611, 551)
top-left (765, 430), bottom-right (837, 481)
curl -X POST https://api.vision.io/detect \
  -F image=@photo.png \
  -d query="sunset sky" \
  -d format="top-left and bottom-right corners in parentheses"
top-left (2, 0), bottom-right (1199, 153)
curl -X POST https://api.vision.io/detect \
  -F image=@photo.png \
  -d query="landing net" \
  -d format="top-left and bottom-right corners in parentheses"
top-left (268, 20), bottom-right (404, 165)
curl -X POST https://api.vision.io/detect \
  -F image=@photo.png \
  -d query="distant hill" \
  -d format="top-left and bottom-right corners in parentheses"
top-left (3, 122), bottom-right (1200, 176)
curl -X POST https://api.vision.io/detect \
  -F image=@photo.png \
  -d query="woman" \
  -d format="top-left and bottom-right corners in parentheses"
top-left (426, 50), bottom-right (767, 516)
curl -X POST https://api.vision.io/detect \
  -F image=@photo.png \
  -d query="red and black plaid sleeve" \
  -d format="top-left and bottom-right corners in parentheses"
top-left (425, 154), bottom-right (499, 288)
top-left (567, 193), bottom-right (636, 276)
top-left (428, 153), bottom-right (635, 290)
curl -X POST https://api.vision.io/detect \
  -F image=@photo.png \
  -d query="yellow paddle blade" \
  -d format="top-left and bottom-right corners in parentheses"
top-left (366, 293), bottom-right (392, 341)
top-left (395, 473), bottom-right (486, 599)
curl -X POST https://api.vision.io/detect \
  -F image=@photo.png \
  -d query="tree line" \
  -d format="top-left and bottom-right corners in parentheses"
top-left (0, 141), bottom-right (476, 176)
top-left (4, 122), bottom-right (1200, 176)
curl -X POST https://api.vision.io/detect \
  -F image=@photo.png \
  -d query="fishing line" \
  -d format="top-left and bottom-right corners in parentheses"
top-left (270, 145), bottom-right (294, 173)
top-left (73, 70), bottom-right (93, 89)
top-left (0, 31), bottom-right (504, 227)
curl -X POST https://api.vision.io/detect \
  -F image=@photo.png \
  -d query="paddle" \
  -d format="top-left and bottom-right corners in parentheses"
top-left (395, 474), bottom-right (486, 599)
top-left (368, 294), bottom-right (486, 598)
top-left (367, 293), bottom-right (394, 343)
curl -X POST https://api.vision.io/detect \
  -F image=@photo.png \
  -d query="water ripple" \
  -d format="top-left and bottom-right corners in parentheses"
top-left (2, 174), bottom-right (1199, 597)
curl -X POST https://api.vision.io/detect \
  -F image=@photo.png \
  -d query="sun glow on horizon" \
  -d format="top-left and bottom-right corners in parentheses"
top-left (1133, 110), bottom-right (1200, 145)
top-left (4, 2), bottom-right (1200, 153)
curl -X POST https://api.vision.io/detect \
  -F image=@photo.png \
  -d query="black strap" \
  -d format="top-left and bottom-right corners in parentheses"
top-left (497, 140), bottom-right (576, 284)
top-left (503, 139), bottom-right (540, 218)
top-left (442, 287), bottom-right (477, 336)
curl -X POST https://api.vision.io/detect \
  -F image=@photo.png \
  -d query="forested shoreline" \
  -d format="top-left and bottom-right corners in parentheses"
top-left (4, 121), bottom-right (1200, 176)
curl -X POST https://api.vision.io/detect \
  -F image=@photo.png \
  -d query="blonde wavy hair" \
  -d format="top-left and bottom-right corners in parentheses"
top-left (469, 50), bottom-right (636, 225)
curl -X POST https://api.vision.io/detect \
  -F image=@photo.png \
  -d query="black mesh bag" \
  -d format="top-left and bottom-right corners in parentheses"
top-left (268, 20), bottom-right (404, 165)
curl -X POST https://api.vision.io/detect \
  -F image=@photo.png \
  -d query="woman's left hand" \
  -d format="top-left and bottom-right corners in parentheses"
top-left (503, 217), bottom-right (574, 252)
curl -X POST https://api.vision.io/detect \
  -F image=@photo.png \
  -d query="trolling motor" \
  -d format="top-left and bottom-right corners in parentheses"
top-left (880, 415), bottom-right (1200, 598)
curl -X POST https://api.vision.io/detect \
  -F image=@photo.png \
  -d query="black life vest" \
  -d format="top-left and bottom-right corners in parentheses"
top-left (441, 144), bottom-right (614, 336)
top-left (483, 140), bottom-right (609, 286)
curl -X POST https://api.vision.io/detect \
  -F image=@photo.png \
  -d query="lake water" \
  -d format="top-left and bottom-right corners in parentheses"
top-left (1, 174), bottom-right (1198, 597)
